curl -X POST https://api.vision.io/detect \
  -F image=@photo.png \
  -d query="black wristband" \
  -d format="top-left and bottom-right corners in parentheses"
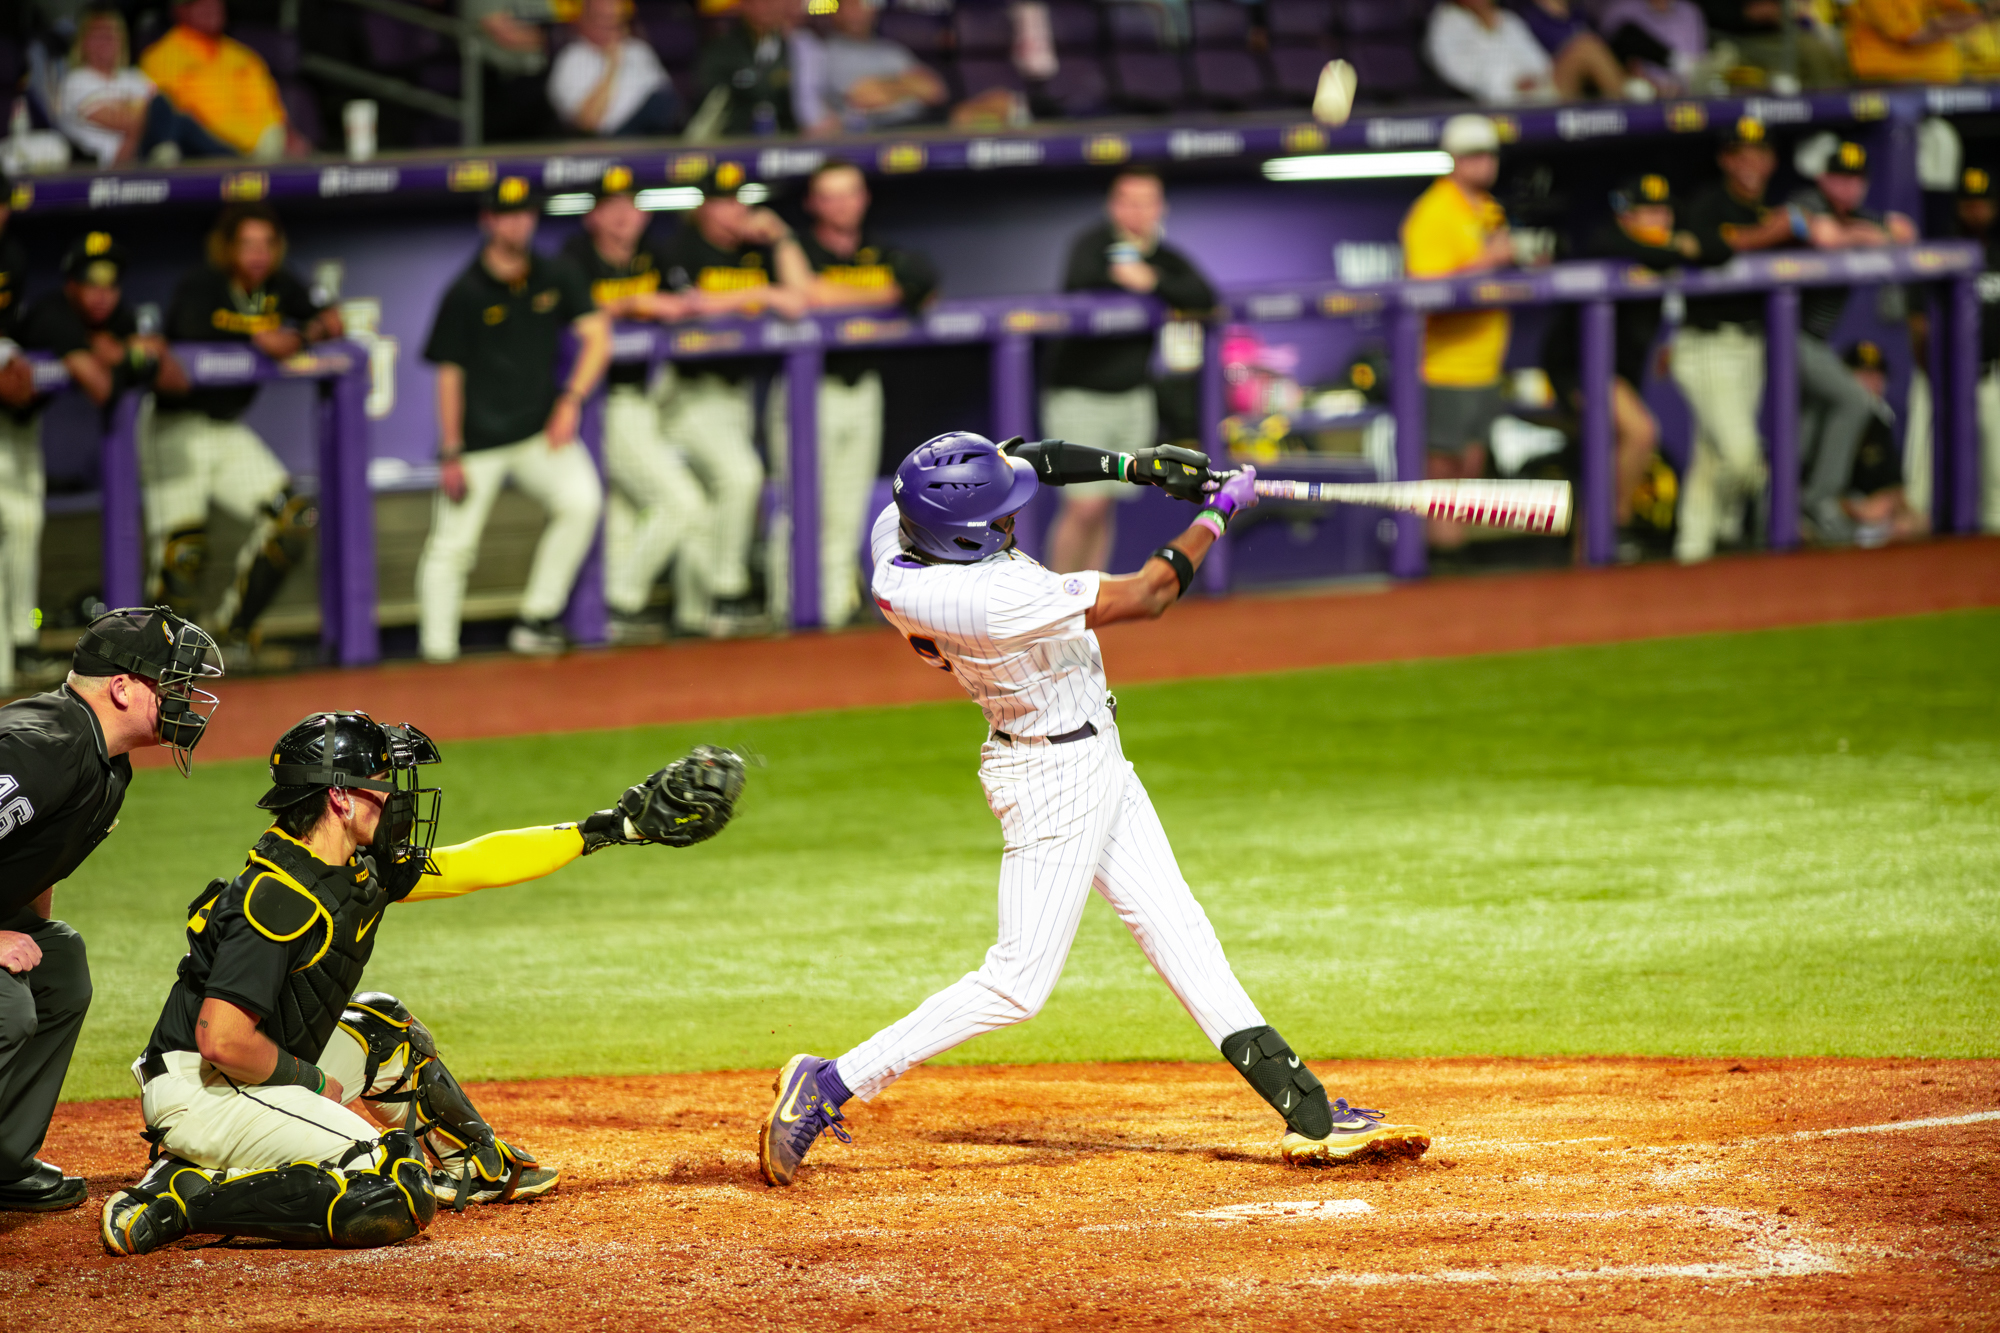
top-left (1151, 544), bottom-right (1195, 597)
top-left (267, 1051), bottom-right (327, 1094)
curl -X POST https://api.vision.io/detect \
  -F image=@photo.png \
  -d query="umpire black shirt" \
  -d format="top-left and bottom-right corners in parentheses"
top-left (1046, 222), bottom-right (1215, 394)
top-left (656, 224), bottom-right (779, 383)
top-left (559, 231), bottom-right (666, 390)
top-left (424, 250), bottom-right (594, 452)
top-left (798, 228), bottom-right (937, 384)
top-left (158, 266), bottom-right (324, 422)
top-left (1682, 183), bottom-right (1778, 333)
top-left (0, 686), bottom-right (132, 918)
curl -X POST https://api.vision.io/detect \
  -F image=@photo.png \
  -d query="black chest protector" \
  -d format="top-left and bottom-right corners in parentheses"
top-left (191, 831), bottom-right (407, 1062)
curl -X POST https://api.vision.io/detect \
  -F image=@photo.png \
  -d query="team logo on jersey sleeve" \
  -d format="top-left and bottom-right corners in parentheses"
top-left (1063, 577), bottom-right (1084, 596)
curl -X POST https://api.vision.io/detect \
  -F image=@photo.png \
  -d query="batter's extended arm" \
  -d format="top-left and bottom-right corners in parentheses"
top-left (1084, 466), bottom-right (1258, 628)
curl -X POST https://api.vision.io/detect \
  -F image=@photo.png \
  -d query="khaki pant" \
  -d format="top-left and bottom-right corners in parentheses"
top-left (603, 386), bottom-right (710, 618)
top-left (416, 432), bottom-right (604, 662)
top-left (659, 373), bottom-right (763, 628)
top-left (1671, 325), bottom-right (1769, 563)
top-left (1903, 367), bottom-right (2000, 534)
top-left (140, 408), bottom-right (292, 611)
top-left (766, 370), bottom-right (882, 627)
top-left (136, 1029), bottom-right (400, 1174)
top-left (0, 416), bottom-right (43, 649)
top-left (1041, 385), bottom-right (1153, 502)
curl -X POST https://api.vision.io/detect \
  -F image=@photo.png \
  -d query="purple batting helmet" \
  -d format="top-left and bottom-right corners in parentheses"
top-left (892, 432), bottom-right (1039, 561)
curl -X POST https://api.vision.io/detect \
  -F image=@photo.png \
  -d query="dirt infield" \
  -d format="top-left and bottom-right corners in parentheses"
top-left (9, 1059), bottom-right (1996, 1330)
top-left (132, 537), bottom-right (2000, 767)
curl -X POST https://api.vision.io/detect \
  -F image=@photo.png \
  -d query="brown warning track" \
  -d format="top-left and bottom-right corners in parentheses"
top-left (11, 1059), bottom-right (1998, 1329)
top-left (133, 538), bottom-right (2000, 767)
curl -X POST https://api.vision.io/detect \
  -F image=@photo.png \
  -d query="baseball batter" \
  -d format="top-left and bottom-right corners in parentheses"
top-left (758, 433), bottom-right (1428, 1185)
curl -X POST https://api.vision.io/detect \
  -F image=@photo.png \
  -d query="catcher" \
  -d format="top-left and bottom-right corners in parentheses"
top-left (101, 711), bottom-right (744, 1255)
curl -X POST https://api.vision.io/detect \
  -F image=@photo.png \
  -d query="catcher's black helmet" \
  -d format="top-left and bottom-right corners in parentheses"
top-left (258, 712), bottom-right (443, 872)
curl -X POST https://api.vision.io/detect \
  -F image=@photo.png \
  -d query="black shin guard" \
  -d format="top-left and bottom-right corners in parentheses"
top-left (155, 525), bottom-right (208, 618)
top-left (172, 1132), bottom-right (434, 1249)
top-left (1220, 1025), bottom-right (1333, 1139)
top-left (228, 490), bottom-right (316, 635)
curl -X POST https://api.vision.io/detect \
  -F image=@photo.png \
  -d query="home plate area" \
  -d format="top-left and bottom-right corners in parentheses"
top-left (14, 1057), bottom-right (1999, 1330)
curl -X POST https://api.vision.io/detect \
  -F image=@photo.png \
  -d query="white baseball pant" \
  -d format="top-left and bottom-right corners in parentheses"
top-left (766, 370), bottom-right (883, 627)
top-left (659, 373), bottom-right (763, 626)
top-left (1903, 367), bottom-right (2000, 533)
top-left (0, 415), bottom-right (44, 649)
top-left (139, 408), bottom-right (291, 598)
top-left (834, 717), bottom-right (1266, 1102)
top-left (1670, 324), bottom-right (1769, 563)
top-left (136, 1028), bottom-right (400, 1173)
top-left (602, 385), bottom-right (711, 618)
top-left (415, 432), bottom-right (604, 662)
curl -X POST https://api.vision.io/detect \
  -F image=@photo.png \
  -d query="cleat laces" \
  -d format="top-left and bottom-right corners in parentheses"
top-left (1331, 1099), bottom-right (1386, 1129)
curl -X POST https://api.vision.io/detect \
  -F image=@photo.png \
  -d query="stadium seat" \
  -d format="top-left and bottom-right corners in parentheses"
top-left (955, 4), bottom-right (1014, 56)
top-left (1265, 0), bottom-right (1335, 42)
top-left (956, 55), bottom-right (1025, 99)
top-left (1107, 3), bottom-right (1174, 50)
top-left (1188, 3), bottom-right (1267, 109)
top-left (361, 9), bottom-right (447, 70)
top-left (1035, 53), bottom-right (1113, 117)
top-left (635, 2), bottom-right (702, 67)
top-left (1045, 0), bottom-right (1102, 52)
top-left (1267, 46), bottom-right (1333, 104)
top-left (1338, 0), bottom-right (1430, 103)
top-left (878, 9), bottom-right (951, 59)
top-left (1261, 0), bottom-right (1335, 106)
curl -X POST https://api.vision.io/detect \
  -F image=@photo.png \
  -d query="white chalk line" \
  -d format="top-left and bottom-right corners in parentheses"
top-left (1182, 1199), bottom-right (1375, 1221)
top-left (1778, 1109), bottom-right (2000, 1140)
top-left (1451, 1109), bottom-right (2000, 1154)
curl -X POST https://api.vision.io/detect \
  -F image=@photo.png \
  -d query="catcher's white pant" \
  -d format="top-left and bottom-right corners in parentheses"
top-left (834, 717), bottom-right (1266, 1102)
top-left (766, 370), bottom-right (882, 627)
top-left (139, 408), bottom-right (290, 597)
top-left (0, 415), bottom-right (44, 649)
top-left (1670, 324), bottom-right (1769, 563)
top-left (602, 385), bottom-right (710, 618)
top-left (659, 373), bottom-right (763, 627)
top-left (135, 1029), bottom-right (400, 1173)
top-left (416, 431), bottom-right (604, 662)
top-left (1903, 367), bottom-right (2000, 533)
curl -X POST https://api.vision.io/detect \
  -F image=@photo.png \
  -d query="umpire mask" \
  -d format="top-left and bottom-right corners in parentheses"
top-left (72, 606), bottom-right (224, 776)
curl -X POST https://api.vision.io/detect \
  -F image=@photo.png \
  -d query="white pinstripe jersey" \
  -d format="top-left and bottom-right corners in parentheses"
top-left (869, 504), bottom-right (1107, 738)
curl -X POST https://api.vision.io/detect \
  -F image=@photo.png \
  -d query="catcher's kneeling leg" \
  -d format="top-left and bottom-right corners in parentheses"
top-left (101, 1131), bottom-right (436, 1255)
top-left (340, 992), bottom-right (557, 1210)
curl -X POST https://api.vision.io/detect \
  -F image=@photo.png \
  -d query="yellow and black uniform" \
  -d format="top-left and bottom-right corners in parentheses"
top-left (655, 224), bottom-right (777, 385)
top-left (423, 252), bottom-right (595, 453)
top-left (12, 290), bottom-right (138, 423)
top-left (1401, 176), bottom-right (1510, 388)
top-left (558, 231), bottom-right (665, 390)
top-left (799, 229), bottom-right (937, 384)
top-left (1682, 183), bottom-right (1775, 334)
top-left (159, 266), bottom-right (323, 422)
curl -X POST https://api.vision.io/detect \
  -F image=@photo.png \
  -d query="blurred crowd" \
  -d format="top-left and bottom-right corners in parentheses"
top-left (7, 0), bottom-right (2000, 162)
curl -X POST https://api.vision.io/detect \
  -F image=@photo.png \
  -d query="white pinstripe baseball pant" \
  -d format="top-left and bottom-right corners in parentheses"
top-left (835, 717), bottom-right (1266, 1102)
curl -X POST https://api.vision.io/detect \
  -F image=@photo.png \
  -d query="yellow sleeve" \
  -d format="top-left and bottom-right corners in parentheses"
top-left (236, 43), bottom-right (289, 130)
top-left (1849, 0), bottom-right (1925, 41)
top-left (400, 826), bottom-right (586, 903)
top-left (138, 37), bottom-right (186, 98)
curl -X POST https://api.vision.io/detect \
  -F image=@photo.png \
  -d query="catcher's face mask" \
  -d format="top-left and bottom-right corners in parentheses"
top-left (75, 607), bottom-right (224, 776)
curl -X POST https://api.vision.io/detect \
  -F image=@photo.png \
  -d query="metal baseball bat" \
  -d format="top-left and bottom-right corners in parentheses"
top-left (1214, 476), bottom-right (1574, 536)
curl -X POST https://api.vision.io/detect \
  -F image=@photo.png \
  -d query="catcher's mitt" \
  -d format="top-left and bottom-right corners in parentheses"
top-left (617, 745), bottom-right (747, 849)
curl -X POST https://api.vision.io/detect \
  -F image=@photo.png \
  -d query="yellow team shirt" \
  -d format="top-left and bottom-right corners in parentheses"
top-left (140, 26), bottom-right (288, 154)
top-left (1845, 0), bottom-right (1976, 82)
top-left (1400, 176), bottom-right (1510, 388)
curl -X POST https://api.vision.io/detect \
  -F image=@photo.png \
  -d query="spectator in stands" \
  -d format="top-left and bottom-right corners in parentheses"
top-left (1674, 116), bottom-right (1791, 563)
top-left (1598, 0), bottom-right (1719, 96)
top-left (794, 0), bottom-right (946, 135)
top-left (772, 159), bottom-right (937, 626)
top-left (139, 0), bottom-right (307, 159)
top-left (464, 0), bottom-right (560, 143)
top-left (558, 166), bottom-right (707, 646)
top-left (1788, 138), bottom-right (1916, 545)
top-left (1426, 0), bottom-right (1557, 103)
top-left (548, 0), bottom-right (680, 137)
top-left (1835, 341), bottom-right (1928, 544)
top-left (1694, 0), bottom-right (1846, 88)
top-left (1844, 0), bottom-right (1990, 83)
top-left (418, 177), bottom-right (611, 662)
top-left (4, 234), bottom-right (189, 676)
top-left (1043, 167), bottom-right (1216, 574)
top-left (59, 7), bottom-right (235, 166)
top-left (1506, 0), bottom-right (1640, 99)
top-left (1400, 114), bottom-right (1517, 551)
top-left (149, 204), bottom-right (343, 664)
top-left (653, 163), bottom-right (811, 635)
top-left (1540, 173), bottom-right (1697, 554)
top-left (688, 0), bottom-right (802, 139)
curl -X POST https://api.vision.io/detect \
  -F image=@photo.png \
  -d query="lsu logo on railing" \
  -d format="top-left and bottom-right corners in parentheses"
top-left (1085, 135), bottom-right (1129, 164)
top-left (879, 143), bottom-right (927, 174)
top-left (669, 153), bottom-right (711, 183)
top-left (1911, 247), bottom-right (1963, 273)
top-left (1283, 124), bottom-right (1326, 153)
top-left (838, 317), bottom-right (912, 344)
top-left (1319, 292), bottom-right (1382, 315)
top-left (1666, 102), bottom-right (1707, 133)
top-left (447, 160), bottom-right (494, 192)
top-left (672, 329), bottom-right (746, 355)
top-left (1487, 114), bottom-right (1519, 144)
top-left (221, 171), bottom-right (267, 201)
top-left (1471, 281), bottom-right (1537, 304)
top-left (1769, 257), bottom-right (1828, 280)
top-left (1004, 309), bottom-right (1070, 334)
top-left (1849, 91), bottom-right (1889, 121)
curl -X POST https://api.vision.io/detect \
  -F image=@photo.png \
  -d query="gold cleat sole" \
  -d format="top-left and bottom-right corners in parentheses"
top-left (1280, 1125), bottom-right (1431, 1167)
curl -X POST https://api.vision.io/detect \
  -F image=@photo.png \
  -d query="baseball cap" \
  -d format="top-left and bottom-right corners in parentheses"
top-left (62, 230), bottom-right (128, 287)
top-left (1961, 165), bottom-right (1993, 199)
top-left (72, 606), bottom-right (209, 678)
top-left (1843, 340), bottom-right (1887, 372)
top-left (1611, 172), bottom-right (1672, 213)
top-left (1720, 116), bottom-right (1769, 150)
top-left (592, 164), bottom-right (638, 202)
top-left (1440, 114), bottom-right (1499, 158)
top-left (483, 175), bottom-right (538, 213)
top-left (1824, 139), bottom-right (1869, 177)
top-left (697, 159), bottom-right (753, 200)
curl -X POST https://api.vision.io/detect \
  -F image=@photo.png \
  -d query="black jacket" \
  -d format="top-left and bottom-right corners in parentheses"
top-left (1046, 222), bottom-right (1215, 395)
top-left (1542, 220), bottom-right (1687, 393)
top-left (0, 686), bottom-right (132, 918)
top-left (696, 22), bottom-right (795, 137)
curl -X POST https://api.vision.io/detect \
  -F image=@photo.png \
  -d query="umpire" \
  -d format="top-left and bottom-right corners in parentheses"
top-left (0, 606), bottom-right (222, 1211)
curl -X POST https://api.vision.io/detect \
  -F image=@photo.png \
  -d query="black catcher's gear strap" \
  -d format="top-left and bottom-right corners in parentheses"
top-left (1150, 545), bottom-right (1196, 598)
top-left (1221, 1025), bottom-right (1334, 1140)
top-left (266, 1050), bottom-right (328, 1095)
top-left (583, 745), bottom-right (748, 852)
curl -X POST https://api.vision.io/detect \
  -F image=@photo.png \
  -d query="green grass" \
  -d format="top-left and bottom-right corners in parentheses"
top-left (54, 610), bottom-right (2000, 1102)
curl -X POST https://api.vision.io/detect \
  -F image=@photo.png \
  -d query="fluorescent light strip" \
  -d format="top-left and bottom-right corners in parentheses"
top-left (737, 182), bottom-right (770, 204)
top-left (636, 187), bottom-right (703, 211)
top-left (1263, 151), bottom-right (1453, 182)
top-left (544, 192), bottom-right (594, 215)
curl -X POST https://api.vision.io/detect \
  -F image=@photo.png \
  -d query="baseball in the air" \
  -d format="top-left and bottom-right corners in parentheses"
top-left (1313, 59), bottom-right (1358, 127)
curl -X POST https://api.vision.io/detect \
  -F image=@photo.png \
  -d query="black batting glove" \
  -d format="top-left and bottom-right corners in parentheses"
top-left (1128, 445), bottom-right (1212, 502)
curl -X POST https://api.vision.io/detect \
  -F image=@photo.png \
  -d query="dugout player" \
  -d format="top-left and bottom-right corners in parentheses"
top-left (149, 203), bottom-right (343, 660)
top-left (1043, 167), bottom-right (1216, 575)
top-left (560, 166), bottom-right (710, 645)
top-left (0, 605), bottom-right (222, 1213)
top-left (0, 173), bottom-right (38, 660)
top-left (1675, 117), bottom-right (1793, 563)
top-left (418, 175), bottom-right (612, 662)
top-left (757, 436), bottom-right (1427, 1186)
top-left (100, 713), bottom-right (746, 1253)
top-left (767, 159), bottom-right (937, 628)
top-left (655, 162), bottom-right (810, 636)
